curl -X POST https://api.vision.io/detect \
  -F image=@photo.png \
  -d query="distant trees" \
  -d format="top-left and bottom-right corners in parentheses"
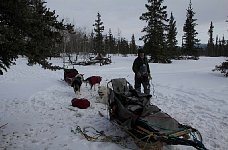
top-left (138, 0), bottom-right (226, 61)
top-left (212, 16), bottom-right (228, 77)
top-left (0, 0), bottom-right (74, 75)
top-left (107, 29), bottom-right (115, 54)
top-left (2, 0), bottom-right (227, 75)
top-left (204, 21), bottom-right (228, 57)
top-left (182, 0), bottom-right (200, 59)
top-left (61, 12), bottom-right (137, 56)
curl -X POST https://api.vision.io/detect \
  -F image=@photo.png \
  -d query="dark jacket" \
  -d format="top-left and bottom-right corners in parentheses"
top-left (132, 56), bottom-right (150, 77)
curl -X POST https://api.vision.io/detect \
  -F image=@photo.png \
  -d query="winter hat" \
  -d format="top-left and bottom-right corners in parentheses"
top-left (138, 48), bottom-right (144, 54)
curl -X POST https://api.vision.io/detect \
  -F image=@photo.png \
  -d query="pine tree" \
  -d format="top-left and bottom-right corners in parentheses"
top-left (93, 12), bottom-right (104, 55)
top-left (119, 38), bottom-right (129, 56)
top-left (0, 0), bottom-right (28, 75)
top-left (207, 21), bottom-right (214, 56)
top-left (103, 34), bottom-right (109, 54)
top-left (107, 29), bottom-right (115, 54)
top-left (213, 59), bottom-right (228, 77)
top-left (0, 0), bottom-right (74, 75)
top-left (215, 35), bottom-right (219, 56)
top-left (221, 35), bottom-right (226, 56)
top-left (89, 30), bottom-right (95, 53)
top-left (140, 0), bottom-right (169, 63)
top-left (182, 0), bottom-right (200, 59)
top-left (167, 12), bottom-right (178, 58)
top-left (130, 34), bottom-right (137, 54)
top-left (224, 16), bottom-right (228, 56)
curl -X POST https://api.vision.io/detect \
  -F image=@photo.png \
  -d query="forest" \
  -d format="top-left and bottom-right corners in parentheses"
top-left (1, 0), bottom-right (227, 76)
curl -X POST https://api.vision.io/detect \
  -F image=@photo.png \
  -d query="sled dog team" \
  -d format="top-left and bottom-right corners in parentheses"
top-left (70, 74), bottom-right (107, 104)
top-left (71, 47), bottom-right (151, 105)
top-left (71, 74), bottom-right (102, 92)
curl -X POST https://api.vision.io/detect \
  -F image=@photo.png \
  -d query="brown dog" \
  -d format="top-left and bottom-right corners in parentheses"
top-left (84, 76), bottom-right (102, 90)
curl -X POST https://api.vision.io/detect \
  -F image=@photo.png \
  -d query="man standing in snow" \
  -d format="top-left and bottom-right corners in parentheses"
top-left (132, 48), bottom-right (152, 94)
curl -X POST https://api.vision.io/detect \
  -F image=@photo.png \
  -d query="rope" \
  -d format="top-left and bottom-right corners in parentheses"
top-left (148, 79), bottom-right (207, 150)
top-left (111, 121), bottom-right (163, 150)
top-left (72, 125), bottom-right (130, 148)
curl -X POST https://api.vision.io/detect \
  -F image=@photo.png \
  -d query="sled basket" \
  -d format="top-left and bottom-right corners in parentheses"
top-left (107, 78), bottom-right (207, 150)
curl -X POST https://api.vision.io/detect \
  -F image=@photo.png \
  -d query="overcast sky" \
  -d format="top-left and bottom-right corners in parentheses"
top-left (46, 0), bottom-right (228, 46)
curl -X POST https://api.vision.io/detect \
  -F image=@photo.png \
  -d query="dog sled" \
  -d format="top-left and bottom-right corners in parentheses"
top-left (107, 78), bottom-right (207, 150)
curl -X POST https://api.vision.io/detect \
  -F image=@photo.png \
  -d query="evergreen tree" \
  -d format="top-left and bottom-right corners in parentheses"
top-left (221, 35), bottom-right (226, 56)
top-left (103, 34), bottom-right (109, 54)
top-left (93, 12), bottom-right (104, 55)
top-left (89, 30), bottom-right (95, 53)
top-left (213, 59), bottom-right (228, 77)
top-left (119, 38), bottom-right (129, 56)
top-left (182, 0), bottom-right (200, 59)
top-left (140, 0), bottom-right (169, 63)
top-left (218, 38), bottom-right (222, 56)
top-left (215, 35), bottom-right (219, 56)
top-left (108, 28), bottom-right (115, 54)
top-left (0, 0), bottom-right (74, 75)
top-left (207, 21), bottom-right (214, 56)
top-left (167, 12), bottom-right (178, 58)
top-left (225, 17), bottom-right (228, 56)
top-left (130, 34), bottom-right (137, 54)
top-left (0, 0), bottom-right (26, 75)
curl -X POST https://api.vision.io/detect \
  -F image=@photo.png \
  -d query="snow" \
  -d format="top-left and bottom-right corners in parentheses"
top-left (0, 55), bottom-right (227, 150)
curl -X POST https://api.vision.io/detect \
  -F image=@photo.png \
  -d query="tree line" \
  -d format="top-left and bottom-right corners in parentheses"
top-left (61, 12), bottom-right (137, 58)
top-left (64, 0), bottom-right (227, 62)
top-left (1, 0), bottom-right (227, 75)
top-left (203, 21), bottom-right (228, 57)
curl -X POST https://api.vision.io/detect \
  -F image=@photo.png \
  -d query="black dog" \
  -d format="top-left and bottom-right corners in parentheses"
top-left (71, 74), bottom-right (84, 97)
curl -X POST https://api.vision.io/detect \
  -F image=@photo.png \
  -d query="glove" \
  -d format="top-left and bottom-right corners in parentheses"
top-left (148, 74), bottom-right (152, 80)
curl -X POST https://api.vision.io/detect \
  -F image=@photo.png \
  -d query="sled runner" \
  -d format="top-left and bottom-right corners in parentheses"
top-left (107, 78), bottom-right (207, 150)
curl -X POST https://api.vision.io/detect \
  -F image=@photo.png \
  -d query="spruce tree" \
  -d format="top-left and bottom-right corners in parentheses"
top-left (221, 35), bottom-right (226, 56)
top-left (140, 0), bottom-right (169, 63)
top-left (104, 35), bottom-right (109, 54)
top-left (89, 30), bottom-right (95, 53)
top-left (215, 35), bottom-right (219, 56)
top-left (119, 38), bottom-right (129, 56)
top-left (182, 0), bottom-right (200, 59)
top-left (167, 12), bottom-right (178, 58)
top-left (0, 0), bottom-right (74, 75)
top-left (0, 0), bottom-right (28, 75)
top-left (213, 60), bottom-right (228, 77)
top-left (212, 17), bottom-right (228, 77)
top-left (207, 21), bottom-right (214, 56)
top-left (130, 34), bottom-right (137, 54)
top-left (108, 28), bottom-right (115, 54)
top-left (93, 12), bottom-right (104, 55)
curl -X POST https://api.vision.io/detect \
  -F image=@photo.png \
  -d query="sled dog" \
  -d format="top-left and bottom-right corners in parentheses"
top-left (71, 74), bottom-right (84, 97)
top-left (96, 85), bottom-right (109, 105)
top-left (84, 76), bottom-right (102, 90)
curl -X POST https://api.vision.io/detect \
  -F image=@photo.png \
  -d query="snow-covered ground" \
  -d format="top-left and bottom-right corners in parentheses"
top-left (0, 55), bottom-right (227, 150)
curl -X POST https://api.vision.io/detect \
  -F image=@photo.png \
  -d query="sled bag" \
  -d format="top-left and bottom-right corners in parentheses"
top-left (71, 98), bottom-right (90, 109)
